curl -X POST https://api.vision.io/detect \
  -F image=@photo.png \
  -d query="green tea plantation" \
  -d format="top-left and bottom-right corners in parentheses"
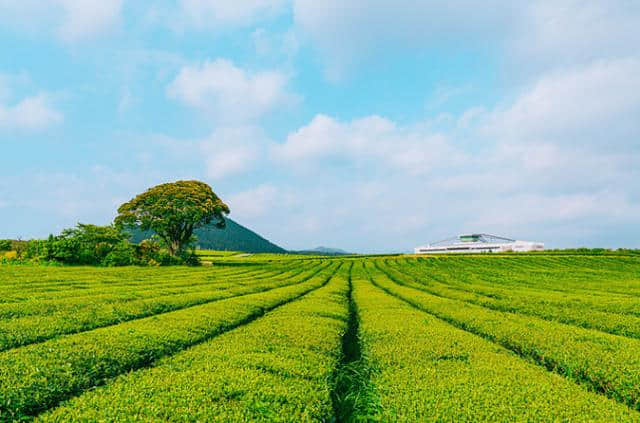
top-left (1, 254), bottom-right (640, 421)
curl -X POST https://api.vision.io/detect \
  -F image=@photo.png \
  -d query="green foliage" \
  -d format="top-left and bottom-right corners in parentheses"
top-left (39, 265), bottom-right (348, 422)
top-left (0, 262), bottom-right (326, 352)
top-left (368, 258), bottom-right (640, 411)
top-left (0, 240), bottom-right (11, 251)
top-left (17, 224), bottom-right (200, 266)
top-left (380, 257), bottom-right (640, 338)
top-left (116, 180), bottom-right (229, 256)
top-left (1, 256), bottom-right (640, 421)
top-left (350, 262), bottom-right (635, 421)
top-left (101, 241), bottom-right (137, 266)
top-left (0, 263), bottom-right (337, 421)
top-left (20, 223), bottom-right (130, 265)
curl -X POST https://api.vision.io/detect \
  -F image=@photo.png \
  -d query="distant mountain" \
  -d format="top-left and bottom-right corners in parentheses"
top-left (128, 218), bottom-right (287, 254)
top-left (291, 246), bottom-right (353, 256)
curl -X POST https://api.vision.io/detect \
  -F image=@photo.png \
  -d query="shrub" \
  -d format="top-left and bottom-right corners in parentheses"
top-left (102, 242), bottom-right (138, 267)
top-left (14, 224), bottom-right (201, 267)
top-left (20, 224), bottom-right (136, 266)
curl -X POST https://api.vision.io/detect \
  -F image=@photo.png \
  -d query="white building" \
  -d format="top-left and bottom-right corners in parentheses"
top-left (414, 234), bottom-right (544, 254)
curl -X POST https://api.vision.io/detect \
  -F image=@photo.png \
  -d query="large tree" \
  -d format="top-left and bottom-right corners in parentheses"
top-left (115, 180), bottom-right (229, 256)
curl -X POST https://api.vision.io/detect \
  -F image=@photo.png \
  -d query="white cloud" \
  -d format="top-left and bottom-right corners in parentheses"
top-left (262, 52), bottom-right (640, 249)
top-left (251, 28), bottom-right (300, 61)
top-left (0, 93), bottom-right (63, 130)
top-left (130, 126), bottom-right (271, 181)
top-left (418, 57), bottom-right (640, 244)
top-left (292, 0), bottom-right (640, 79)
top-left (200, 126), bottom-right (268, 179)
top-left (483, 58), bottom-right (640, 149)
top-left (227, 184), bottom-right (280, 219)
top-left (0, 0), bottom-right (123, 41)
top-left (273, 114), bottom-right (464, 175)
top-left (511, 1), bottom-right (640, 70)
top-left (56, 0), bottom-right (123, 41)
top-left (177, 0), bottom-right (287, 29)
top-left (426, 57), bottom-right (640, 198)
top-left (167, 59), bottom-right (296, 123)
top-left (292, 0), bottom-right (516, 79)
top-left (204, 145), bottom-right (257, 179)
top-left (456, 190), bottom-right (640, 249)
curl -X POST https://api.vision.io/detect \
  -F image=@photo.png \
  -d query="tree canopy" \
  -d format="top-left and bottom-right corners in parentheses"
top-left (115, 180), bottom-right (229, 256)
top-left (20, 223), bottom-right (136, 266)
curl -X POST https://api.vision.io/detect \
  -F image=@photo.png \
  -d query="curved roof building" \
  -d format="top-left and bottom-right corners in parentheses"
top-left (414, 234), bottom-right (544, 254)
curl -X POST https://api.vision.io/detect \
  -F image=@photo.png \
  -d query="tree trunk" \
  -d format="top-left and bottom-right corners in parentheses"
top-left (168, 241), bottom-right (181, 257)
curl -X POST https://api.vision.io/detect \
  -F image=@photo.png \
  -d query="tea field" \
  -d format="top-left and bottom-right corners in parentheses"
top-left (1, 254), bottom-right (640, 421)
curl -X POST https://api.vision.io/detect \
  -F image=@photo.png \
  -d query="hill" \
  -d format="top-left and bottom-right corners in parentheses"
top-left (128, 218), bottom-right (286, 254)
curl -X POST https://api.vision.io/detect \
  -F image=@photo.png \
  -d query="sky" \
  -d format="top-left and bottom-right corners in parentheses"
top-left (0, 1), bottom-right (639, 252)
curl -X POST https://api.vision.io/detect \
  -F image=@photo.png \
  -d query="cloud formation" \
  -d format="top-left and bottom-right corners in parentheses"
top-left (510, 1), bottom-right (640, 70)
top-left (167, 59), bottom-right (296, 123)
top-left (176, 0), bottom-right (287, 29)
top-left (227, 184), bottom-right (281, 220)
top-left (292, 0), bottom-right (516, 78)
top-left (484, 58), bottom-right (640, 150)
top-left (274, 114), bottom-right (464, 175)
top-left (1, 1), bottom-right (638, 251)
top-left (55, 0), bottom-right (123, 41)
top-left (0, 0), bottom-right (123, 41)
top-left (0, 93), bottom-right (62, 130)
top-left (262, 50), bottom-right (640, 249)
top-left (292, 0), bottom-right (640, 79)
top-left (200, 126), bottom-right (268, 179)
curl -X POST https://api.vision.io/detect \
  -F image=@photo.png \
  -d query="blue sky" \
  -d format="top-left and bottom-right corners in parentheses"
top-left (1, 1), bottom-right (639, 252)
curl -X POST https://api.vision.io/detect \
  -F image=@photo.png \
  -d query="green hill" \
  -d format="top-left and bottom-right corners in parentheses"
top-left (128, 218), bottom-right (286, 254)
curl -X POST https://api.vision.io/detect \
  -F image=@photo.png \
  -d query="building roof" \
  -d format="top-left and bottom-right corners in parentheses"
top-left (428, 234), bottom-right (516, 247)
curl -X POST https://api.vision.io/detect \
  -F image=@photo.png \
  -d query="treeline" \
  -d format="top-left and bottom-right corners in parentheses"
top-left (1, 224), bottom-right (199, 266)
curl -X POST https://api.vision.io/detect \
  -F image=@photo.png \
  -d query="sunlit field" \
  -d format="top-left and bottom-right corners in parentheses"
top-left (1, 254), bottom-right (640, 421)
